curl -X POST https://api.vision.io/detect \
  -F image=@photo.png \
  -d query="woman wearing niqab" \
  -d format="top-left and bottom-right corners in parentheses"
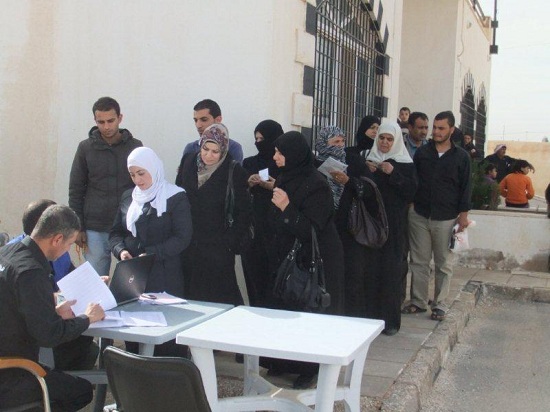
top-left (241, 120), bottom-right (284, 306)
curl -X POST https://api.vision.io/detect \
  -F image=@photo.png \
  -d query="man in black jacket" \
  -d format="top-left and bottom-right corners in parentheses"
top-left (0, 205), bottom-right (105, 411)
top-left (69, 97), bottom-right (142, 276)
top-left (484, 144), bottom-right (515, 182)
top-left (403, 111), bottom-right (472, 321)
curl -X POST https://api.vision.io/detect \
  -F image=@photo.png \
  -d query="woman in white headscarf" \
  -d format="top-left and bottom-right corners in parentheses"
top-left (359, 122), bottom-right (417, 336)
top-left (110, 146), bottom-right (192, 298)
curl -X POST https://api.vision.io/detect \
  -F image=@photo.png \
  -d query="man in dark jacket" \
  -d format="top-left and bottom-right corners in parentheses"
top-left (69, 97), bottom-right (142, 276)
top-left (484, 144), bottom-right (515, 182)
top-left (0, 205), bottom-right (105, 411)
top-left (180, 99), bottom-right (243, 163)
top-left (403, 111), bottom-right (472, 321)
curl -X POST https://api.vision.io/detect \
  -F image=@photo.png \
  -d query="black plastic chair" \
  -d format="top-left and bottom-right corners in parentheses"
top-left (103, 346), bottom-right (212, 412)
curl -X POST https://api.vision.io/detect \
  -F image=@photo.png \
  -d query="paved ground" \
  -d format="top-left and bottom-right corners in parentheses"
top-left (422, 294), bottom-right (550, 412)
top-left (82, 265), bottom-right (550, 411)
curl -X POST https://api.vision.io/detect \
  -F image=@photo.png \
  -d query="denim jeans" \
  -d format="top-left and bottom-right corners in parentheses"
top-left (84, 230), bottom-right (112, 276)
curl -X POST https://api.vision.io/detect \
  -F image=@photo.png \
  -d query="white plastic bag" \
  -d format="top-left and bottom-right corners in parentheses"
top-left (449, 220), bottom-right (476, 253)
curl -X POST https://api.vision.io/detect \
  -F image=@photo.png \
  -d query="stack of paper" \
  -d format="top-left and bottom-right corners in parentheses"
top-left (139, 292), bottom-right (187, 305)
top-left (88, 311), bottom-right (168, 328)
top-left (57, 262), bottom-right (117, 315)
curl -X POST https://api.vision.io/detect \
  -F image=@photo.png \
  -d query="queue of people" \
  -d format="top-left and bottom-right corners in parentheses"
top-left (2, 96), bottom-right (479, 409)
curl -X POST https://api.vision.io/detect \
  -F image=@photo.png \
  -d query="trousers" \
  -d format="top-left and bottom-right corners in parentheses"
top-left (407, 208), bottom-right (455, 312)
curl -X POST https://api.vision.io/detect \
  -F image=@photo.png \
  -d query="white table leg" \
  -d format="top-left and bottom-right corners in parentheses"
top-left (342, 347), bottom-right (369, 412)
top-left (190, 347), bottom-right (219, 412)
top-left (243, 354), bottom-right (259, 395)
top-left (138, 343), bottom-right (155, 356)
top-left (315, 363), bottom-right (341, 412)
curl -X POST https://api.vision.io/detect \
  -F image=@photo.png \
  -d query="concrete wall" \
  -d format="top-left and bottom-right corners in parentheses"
top-left (486, 141), bottom-right (550, 197)
top-left (398, 0), bottom-right (492, 122)
top-left (0, 0), bottom-right (401, 235)
top-left (0, 0), bottom-right (313, 234)
top-left (457, 210), bottom-right (550, 272)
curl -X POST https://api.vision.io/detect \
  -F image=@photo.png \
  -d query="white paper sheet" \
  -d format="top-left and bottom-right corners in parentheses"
top-left (57, 262), bottom-right (118, 316)
top-left (138, 292), bottom-right (187, 305)
top-left (259, 168), bottom-right (269, 181)
top-left (317, 157), bottom-right (348, 178)
top-left (87, 310), bottom-right (167, 328)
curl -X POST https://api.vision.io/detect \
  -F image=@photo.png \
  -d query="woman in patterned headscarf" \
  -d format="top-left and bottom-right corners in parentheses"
top-left (176, 123), bottom-right (252, 305)
top-left (314, 125), bottom-right (383, 324)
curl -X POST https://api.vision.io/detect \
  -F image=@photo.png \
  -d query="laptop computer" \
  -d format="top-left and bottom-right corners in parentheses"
top-left (109, 254), bottom-right (156, 306)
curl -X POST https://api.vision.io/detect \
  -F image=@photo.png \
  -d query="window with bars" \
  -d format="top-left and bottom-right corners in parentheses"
top-left (312, 0), bottom-right (385, 146)
top-left (459, 74), bottom-right (487, 158)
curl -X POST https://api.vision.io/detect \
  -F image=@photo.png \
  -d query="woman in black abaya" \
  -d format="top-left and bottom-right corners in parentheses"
top-left (241, 120), bottom-right (284, 306)
top-left (265, 131), bottom-right (344, 388)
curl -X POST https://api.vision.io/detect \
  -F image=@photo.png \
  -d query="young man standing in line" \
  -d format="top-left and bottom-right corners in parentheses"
top-left (69, 97), bottom-right (142, 276)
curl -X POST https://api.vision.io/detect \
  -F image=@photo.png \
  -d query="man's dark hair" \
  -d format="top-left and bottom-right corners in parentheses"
top-left (92, 97), bottom-right (121, 116)
top-left (408, 112), bottom-right (429, 126)
top-left (434, 111), bottom-right (455, 127)
top-left (399, 107), bottom-right (410, 113)
top-left (22, 199), bottom-right (56, 235)
top-left (193, 99), bottom-right (221, 118)
top-left (32, 205), bottom-right (81, 240)
top-left (484, 163), bottom-right (496, 174)
top-left (511, 159), bottom-right (535, 174)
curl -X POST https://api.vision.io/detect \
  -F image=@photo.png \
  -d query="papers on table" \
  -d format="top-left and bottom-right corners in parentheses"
top-left (139, 292), bottom-right (187, 305)
top-left (57, 262), bottom-right (117, 315)
top-left (88, 311), bottom-right (167, 328)
top-left (317, 157), bottom-right (348, 179)
top-left (259, 168), bottom-right (269, 181)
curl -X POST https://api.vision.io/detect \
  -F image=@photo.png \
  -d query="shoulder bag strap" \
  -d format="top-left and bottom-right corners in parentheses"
top-left (225, 160), bottom-right (238, 228)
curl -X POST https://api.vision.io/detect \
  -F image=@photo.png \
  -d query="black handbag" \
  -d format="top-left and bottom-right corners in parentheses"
top-left (273, 227), bottom-right (331, 310)
top-left (225, 160), bottom-right (254, 254)
top-left (348, 176), bottom-right (389, 248)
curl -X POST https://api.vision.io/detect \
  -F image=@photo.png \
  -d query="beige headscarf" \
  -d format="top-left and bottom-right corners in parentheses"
top-left (196, 123), bottom-right (229, 188)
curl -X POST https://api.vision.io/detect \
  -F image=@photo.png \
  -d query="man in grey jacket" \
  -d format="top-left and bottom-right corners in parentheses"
top-left (69, 97), bottom-right (142, 276)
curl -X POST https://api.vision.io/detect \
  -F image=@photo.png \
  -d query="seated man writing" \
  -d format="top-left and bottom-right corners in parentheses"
top-left (0, 204), bottom-right (105, 411)
top-left (8, 199), bottom-right (100, 371)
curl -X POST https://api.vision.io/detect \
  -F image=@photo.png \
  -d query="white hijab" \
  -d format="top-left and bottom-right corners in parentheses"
top-left (366, 121), bottom-right (413, 164)
top-left (126, 147), bottom-right (184, 237)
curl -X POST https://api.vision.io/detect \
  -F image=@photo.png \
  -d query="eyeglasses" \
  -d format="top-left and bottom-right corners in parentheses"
top-left (378, 136), bottom-right (394, 142)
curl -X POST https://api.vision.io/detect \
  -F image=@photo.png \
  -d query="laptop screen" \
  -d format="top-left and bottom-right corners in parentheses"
top-left (109, 254), bottom-right (155, 306)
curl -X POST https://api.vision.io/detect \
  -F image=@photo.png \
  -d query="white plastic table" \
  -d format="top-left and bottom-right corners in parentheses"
top-left (83, 299), bottom-right (233, 355)
top-left (176, 306), bottom-right (384, 412)
top-left (82, 299), bottom-right (232, 412)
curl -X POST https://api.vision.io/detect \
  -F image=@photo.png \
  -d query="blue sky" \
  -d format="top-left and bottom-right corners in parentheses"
top-left (479, 0), bottom-right (550, 141)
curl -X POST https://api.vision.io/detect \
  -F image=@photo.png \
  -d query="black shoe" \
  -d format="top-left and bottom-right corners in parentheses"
top-left (235, 353), bottom-right (244, 364)
top-left (293, 374), bottom-right (316, 389)
top-left (382, 327), bottom-right (399, 336)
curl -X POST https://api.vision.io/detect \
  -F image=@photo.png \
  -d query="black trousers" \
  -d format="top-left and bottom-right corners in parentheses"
top-left (0, 367), bottom-right (93, 412)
